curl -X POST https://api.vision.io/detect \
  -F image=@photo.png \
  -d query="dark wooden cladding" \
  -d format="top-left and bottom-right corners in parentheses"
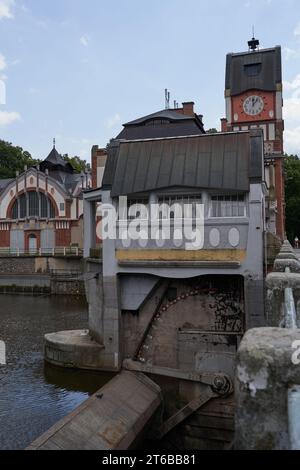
top-left (226, 46), bottom-right (282, 96)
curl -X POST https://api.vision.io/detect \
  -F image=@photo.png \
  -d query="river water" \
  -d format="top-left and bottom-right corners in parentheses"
top-left (0, 294), bottom-right (113, 450)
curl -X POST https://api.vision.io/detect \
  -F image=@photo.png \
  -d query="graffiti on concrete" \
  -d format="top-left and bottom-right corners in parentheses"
top-left (209, 291), bottom-right (244, 333)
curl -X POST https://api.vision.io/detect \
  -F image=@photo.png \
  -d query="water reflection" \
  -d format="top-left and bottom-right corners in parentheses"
top-left (0, 295), bottom-right (112, 450)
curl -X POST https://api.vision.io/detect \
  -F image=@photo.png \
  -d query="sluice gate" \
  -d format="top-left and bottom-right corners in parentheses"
top-left (27, 371), bottom-right (161, 450)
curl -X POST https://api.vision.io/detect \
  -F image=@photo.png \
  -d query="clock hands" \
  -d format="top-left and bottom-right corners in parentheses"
top-left (243, 95), bottom-right (264, 116)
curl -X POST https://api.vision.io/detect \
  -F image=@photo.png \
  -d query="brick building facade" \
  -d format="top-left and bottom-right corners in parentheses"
top-left (0, 144), bottom-right (91, 253)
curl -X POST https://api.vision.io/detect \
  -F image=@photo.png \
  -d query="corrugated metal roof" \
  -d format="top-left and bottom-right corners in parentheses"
top-left (103, 132), bottom-right (258, 197)
top-left (226, 46), bottom-right (282, 96)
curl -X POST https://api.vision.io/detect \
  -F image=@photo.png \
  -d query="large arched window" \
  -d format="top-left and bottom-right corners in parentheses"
top-left (11, 192), bottom-right (56, 220)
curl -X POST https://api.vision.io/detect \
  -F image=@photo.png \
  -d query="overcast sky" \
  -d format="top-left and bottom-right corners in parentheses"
top-left (0, 0), bottom-right (300, 161)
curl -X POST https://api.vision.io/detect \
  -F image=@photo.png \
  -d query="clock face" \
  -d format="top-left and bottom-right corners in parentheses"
top-left (243, 95), bottom-right (264, 116)
top-left (232, 91), bottom-right (275, 123)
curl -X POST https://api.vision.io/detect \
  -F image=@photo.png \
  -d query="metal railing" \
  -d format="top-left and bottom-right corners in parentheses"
top-left (0, 247), bottom-right (83, 257)
top-left (50, 269), bottom-right (83, 280)
top-left (89, 247), bottom-right (102, 259)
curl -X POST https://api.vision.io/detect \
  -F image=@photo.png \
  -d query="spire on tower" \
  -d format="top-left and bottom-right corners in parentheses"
top-left (53, 138), bottom-right (56, 149)
top-left (248, 27), bottom-right (260, 51)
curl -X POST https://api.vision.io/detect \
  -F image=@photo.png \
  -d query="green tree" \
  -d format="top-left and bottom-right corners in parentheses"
top-left (0, 140), bottom-right (40, 179)
top-left (284, 154), bottom-right (300, 242)
top-left (206, 128), bottom-right (218, 134)
top-left (63, 155), bottom-right (90, 173)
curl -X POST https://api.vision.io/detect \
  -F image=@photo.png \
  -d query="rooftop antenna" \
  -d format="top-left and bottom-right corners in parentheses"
top-left (165, 89), bottom-right (170, 109)
top-left (53, 137), bottom-right (56, 149)
top-left (248, 26), bottom-right (260, 52)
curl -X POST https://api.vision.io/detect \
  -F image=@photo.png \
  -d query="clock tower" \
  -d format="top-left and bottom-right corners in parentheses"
top-left (221, 37), bottom-right (285, 240)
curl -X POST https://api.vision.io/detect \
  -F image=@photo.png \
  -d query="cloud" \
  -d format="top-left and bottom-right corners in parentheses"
top-left (78, 148), bottom-right (88, 158)
top-left (294, 22), bottom-right (300, 38)
top-left (0, 53), bottom-right (6, 71)
top-left (284, 74), bottom-right (300, 93)
top-left (0, 0), bottom-right (14, 20)
top-left (284, 126), bottom-right (300, 153)
top-left (283, 74), bottom-right (300, 153)
top-left (80, 35), bottom-right (90, 47)
top-left (284, 96), bottom-right (300, 121)
top-left (106, 113), bottom-right (121, 129)
top-left (0, 111), bottom-right (20, 126)
top-left (283, 47), bottom-right (300, 61)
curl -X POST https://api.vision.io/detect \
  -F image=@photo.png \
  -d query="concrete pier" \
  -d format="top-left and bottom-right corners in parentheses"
top-left (27, 371), bottom-right (161, 450)
top-left (44, 330), bottom-right (105, 370)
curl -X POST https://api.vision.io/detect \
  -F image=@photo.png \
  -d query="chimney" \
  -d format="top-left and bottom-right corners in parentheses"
top-left (182, 102), bottom-right (195, 116)
top-left (221, 118), bottom-right (228, 133)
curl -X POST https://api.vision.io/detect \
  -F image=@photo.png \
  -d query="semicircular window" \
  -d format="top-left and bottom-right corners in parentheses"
top-left (11, 192), bottom-right (56, 219)
top-left (144, 119), bottom-right (171, 126)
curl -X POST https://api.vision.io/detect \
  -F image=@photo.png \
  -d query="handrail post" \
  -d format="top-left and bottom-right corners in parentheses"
top-left (288, 385), bottom-right (300, 450)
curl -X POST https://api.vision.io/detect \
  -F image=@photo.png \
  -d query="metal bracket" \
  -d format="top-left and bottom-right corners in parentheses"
top-left (156, 373), bottom-right (233, 439)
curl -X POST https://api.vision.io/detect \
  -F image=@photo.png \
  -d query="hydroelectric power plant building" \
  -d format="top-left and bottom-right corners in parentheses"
top-left (39, 38), bottom-right (289, 450)
top-left (0, 144), bottom-right (91, 254)
top-left (81, 38), bottom-right (284, 374)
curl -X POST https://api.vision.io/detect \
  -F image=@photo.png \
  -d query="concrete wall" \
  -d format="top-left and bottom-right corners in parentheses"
top-left (50, 279), bottom-right (85, 296)
top-left (235, 327), bottom-right (300, 450)
top-left (83, 180), bottom-right (265, 372)
top-left (0, 256), bottom-right (84, 296)
top-left (0, 256), bottom-right (83, 275)
top-left (84, 259), bottom-right (103, 343)
top-left (0, 257), bottom-right (35, 274)
top-left (266, 240), bottom-right (300, 326)
top-left (71, 218), bottom-right (83, 248)
top-left (123, 276), bottom-right (244, 373)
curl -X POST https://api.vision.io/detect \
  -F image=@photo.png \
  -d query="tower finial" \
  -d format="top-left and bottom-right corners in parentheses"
top-left (248, 28), bottom-right (259, 52)
top-left (53, 137), bottom-right (56, 149)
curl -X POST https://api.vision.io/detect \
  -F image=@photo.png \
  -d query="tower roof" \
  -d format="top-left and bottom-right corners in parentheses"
top-left (123, 109), bottom-right (193, 126)
top-left (45, 147), bottom-right (66, 166)
top-left (116, 108), bottom-right (205, 140)
top-left (225, 45), bottom-right (282, 96)
top-left (40, 144), bottom-right (74, 174)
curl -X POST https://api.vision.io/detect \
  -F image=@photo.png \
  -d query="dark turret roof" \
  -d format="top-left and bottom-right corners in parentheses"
top-left (40, 146), bottom-right (74, 174)
top-left (45, 147), bottom-right (66, 166)
top-left (124, 109), bottom-right (194, 126)
top-left (116, 109), bottom-right (205, 141)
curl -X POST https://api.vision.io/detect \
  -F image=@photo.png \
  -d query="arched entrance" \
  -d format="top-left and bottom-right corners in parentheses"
top-left (28, 234), bottom-right (37, 254)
